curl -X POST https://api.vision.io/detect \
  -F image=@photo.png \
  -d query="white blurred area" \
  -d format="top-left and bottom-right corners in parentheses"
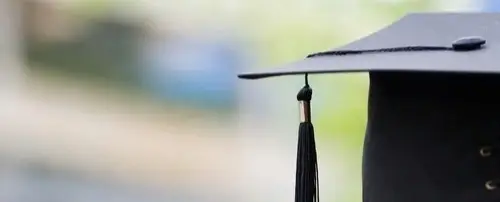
top-left (0, 0), bottom-right (477, 202)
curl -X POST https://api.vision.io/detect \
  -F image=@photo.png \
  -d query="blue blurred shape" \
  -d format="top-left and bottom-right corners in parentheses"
top-left (482, 0), bottom-right (500, 11)
top-left (143, 35), bottom-right (243, 111)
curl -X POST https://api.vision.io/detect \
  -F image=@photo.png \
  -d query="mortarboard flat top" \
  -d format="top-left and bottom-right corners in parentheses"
top-left (239, 12), bottom-right (498, 80)
top-left (238, 12), bottom-right (500, 202)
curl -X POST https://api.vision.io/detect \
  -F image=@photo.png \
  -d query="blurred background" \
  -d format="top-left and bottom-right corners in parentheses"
top-left (0, 0), bottom-right (490, 201)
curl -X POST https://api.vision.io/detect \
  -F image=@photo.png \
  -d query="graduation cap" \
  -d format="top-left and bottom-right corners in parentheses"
top-left (238, 12), bottom-right (500, 202)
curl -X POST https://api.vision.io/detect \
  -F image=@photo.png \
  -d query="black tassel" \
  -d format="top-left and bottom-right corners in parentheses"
top-left (295, 74), bottom-right (319, 202)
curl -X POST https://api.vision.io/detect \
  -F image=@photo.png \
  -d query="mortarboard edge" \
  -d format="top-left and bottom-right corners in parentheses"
top-left (238, 12), bottom-right (497, 80)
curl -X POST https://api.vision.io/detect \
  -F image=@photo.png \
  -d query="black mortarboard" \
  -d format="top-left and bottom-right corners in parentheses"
top-left (238, 12), bottom-right (500, 202)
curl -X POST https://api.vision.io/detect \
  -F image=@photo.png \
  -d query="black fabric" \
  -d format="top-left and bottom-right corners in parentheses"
top-left (363, 72), bottom-right (500, 202)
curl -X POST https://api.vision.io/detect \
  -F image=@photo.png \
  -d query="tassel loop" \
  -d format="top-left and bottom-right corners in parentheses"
top-left (297, 75), bottom-right (312, 123)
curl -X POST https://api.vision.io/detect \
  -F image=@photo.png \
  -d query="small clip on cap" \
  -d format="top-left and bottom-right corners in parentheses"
top-left (452, 36), bottom-right (486, 51)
